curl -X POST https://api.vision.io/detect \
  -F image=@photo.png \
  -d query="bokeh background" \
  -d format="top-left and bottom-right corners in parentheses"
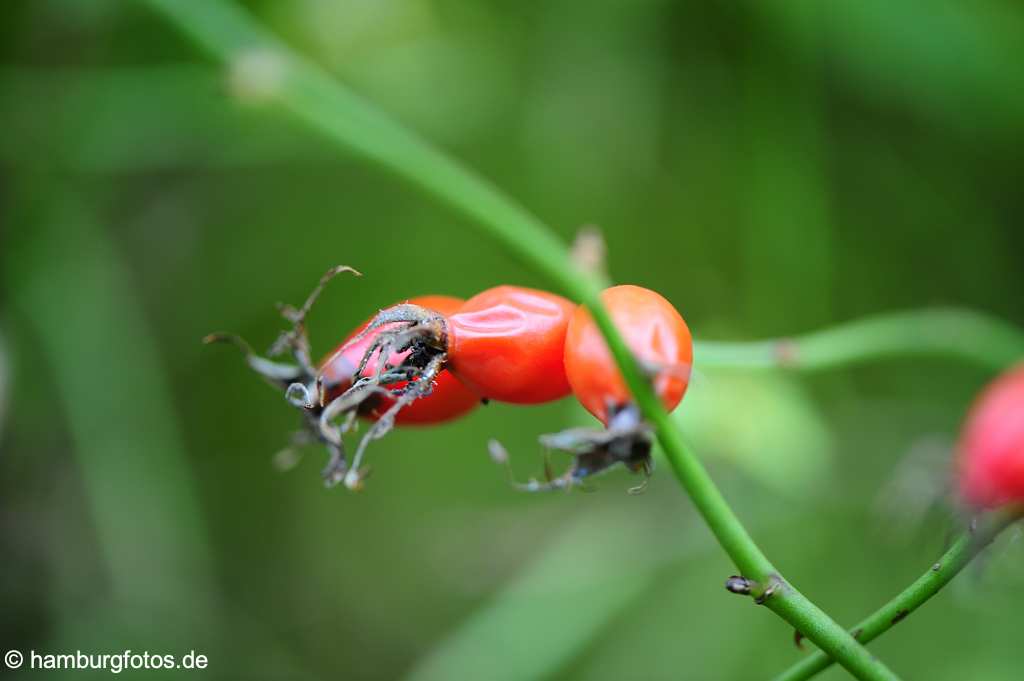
top-left (2, 1), bottom-right (1023, 679)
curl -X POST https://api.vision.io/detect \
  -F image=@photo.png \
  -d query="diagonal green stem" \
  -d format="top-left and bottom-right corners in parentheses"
top-left (774, 508), bottom-right (1022, 681)
top-left (139, 2), bottom-right (901, 679)
top-left (697, 308), bottom-right (1024, 373)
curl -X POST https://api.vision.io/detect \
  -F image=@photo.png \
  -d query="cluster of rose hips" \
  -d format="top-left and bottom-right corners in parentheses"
top-left (210, 266), bottom-right (1024, 512)
top-left (208, 267), bottom-right (692, 491)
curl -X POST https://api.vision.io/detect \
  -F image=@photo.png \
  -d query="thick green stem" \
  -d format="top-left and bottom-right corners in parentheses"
top-left (697, 308), bottom-right (1024, 373)
top-left (773, 509), bottom-right (1022, 681)
top-left (140, 2), bottom-right (901, 679)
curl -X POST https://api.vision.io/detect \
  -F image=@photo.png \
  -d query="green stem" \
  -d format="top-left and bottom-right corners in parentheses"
top-left (697, 308), bottom-right (1024, 373)
top-left (773, 509), bottom-right (1022, 681)
top-left (140, 2), bottom-right (900, 679)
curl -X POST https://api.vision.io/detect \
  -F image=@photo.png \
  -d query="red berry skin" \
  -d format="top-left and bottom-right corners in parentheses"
top-left (564, 285), bottom-right (692, 426)
top-left (957, 364), bottom-right (1024, 508)
top-left (319, 295), bottom-right (479, 425)
top-left (447, 286), bottom-right (576, 404)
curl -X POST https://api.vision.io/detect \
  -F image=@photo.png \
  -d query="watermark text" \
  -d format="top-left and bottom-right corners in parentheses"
top-left (4, 649), bottom-right (208, 674)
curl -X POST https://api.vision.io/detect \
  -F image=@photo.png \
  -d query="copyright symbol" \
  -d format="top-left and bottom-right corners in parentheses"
top-left (4, 650), bottom-right (23, 669)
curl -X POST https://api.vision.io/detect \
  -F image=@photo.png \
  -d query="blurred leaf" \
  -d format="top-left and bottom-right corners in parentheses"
top-left (674, 372), bottom-right (835, 496)
top-left (751, 0), bottom-right (1024, 137)
top-left (5, 184), bottom-right (219, 621)
top-left (0, 328), bottom-right (7, 439)
top-left (268, 0), bottom-right (515, 143)
top-left (403, 505), bottom-right (702, 681)
top-left (0, 66), bottom-right (332, 172)
top-left (740, 2), bottom-right (832, 333)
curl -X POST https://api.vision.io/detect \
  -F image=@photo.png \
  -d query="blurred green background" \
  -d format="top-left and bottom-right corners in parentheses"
top-left (2, 1), bottom-right (1023, 679)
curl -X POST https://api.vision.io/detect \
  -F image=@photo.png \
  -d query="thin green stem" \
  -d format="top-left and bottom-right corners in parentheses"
top-left (697, 308), bottom-right (1024, 373)
top-left (773, 509), bottom-right (1022, 681)
top-left (140, 2), bottom-right (900, 679)
top-left (649, 418), bottom-right (901, 679)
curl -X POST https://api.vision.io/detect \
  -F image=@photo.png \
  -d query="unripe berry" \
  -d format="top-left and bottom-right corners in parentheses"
top-left (957, 365), bottom-right (1024, 508)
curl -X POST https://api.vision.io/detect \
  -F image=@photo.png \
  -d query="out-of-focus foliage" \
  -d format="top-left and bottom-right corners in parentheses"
top-left (1, 1), bottom-right (1022, 679)
top-left (0, 330), bottom-right (7, 439)
top-left (676, 373), bottom-right (834, 497)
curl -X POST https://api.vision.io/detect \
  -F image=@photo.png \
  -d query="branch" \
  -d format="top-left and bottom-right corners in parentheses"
top-left (138, 2), bottom-right (901, 678)
top-left (697, 308), bottom-right (1024, 373)
top-left (773, 509), bottom-right (1023, 681)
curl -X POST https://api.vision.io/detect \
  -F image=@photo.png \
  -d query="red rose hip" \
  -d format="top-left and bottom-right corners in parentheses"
top-left (446, 286), bottom-right (576, 404)
top-left (319, 295), bottom-right (480, 425)
top-left (564, 285), bottom-right (692, 425)
top-left (957, 364), bottom-right (1024, 508)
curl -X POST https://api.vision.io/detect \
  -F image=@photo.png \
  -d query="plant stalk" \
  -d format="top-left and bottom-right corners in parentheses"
top-left (772, 509), bottom-right (1022, 681)
top-left (697, 309), bottom-right (1024, 373)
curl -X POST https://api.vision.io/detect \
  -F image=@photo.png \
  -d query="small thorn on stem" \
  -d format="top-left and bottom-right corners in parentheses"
top-left (725, 576), bottom-right (753, 595)
top-left (794, 630), bottom-right (805, 650)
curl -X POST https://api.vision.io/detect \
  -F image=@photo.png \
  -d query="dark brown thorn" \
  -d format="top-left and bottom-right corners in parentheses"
top-left (724, 576), bottom-right (753, 595)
